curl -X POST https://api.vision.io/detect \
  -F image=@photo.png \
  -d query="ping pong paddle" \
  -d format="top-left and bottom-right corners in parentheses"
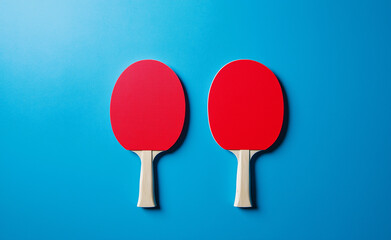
top-left (110, 60), bottom-right (186, 208)
top-left (208, 60), bottom-right (284, 207)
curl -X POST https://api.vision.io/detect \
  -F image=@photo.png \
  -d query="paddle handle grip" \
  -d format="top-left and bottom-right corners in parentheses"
top-left (137, 150), bottom-right (156, 207)
top-left (234, 150), bottom-right (252, 207)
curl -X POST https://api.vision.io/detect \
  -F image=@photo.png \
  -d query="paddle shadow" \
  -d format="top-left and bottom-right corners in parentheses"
top-left (243, 76), bottom-right (289, 210)
top-left (145, 74), bottom-right (190, 210)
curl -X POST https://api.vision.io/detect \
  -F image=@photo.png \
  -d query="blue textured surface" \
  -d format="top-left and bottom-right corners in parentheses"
top-left (1, 1), bottom-right (391, 239)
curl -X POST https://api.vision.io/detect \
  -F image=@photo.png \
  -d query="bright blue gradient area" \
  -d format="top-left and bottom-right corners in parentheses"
top-left (1, 1), bottom-right (391, 239)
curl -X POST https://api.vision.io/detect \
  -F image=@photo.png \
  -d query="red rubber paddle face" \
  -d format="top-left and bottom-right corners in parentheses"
top-left (208, 60), bottom-right (284, 150)
top-left (110, 60), bottom-right (186, 151)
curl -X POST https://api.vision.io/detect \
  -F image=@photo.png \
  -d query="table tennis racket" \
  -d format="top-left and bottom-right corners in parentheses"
top-left (208, 60), bottom-right (284, 207)
top-left (110, 60), bottom-right (186, 208)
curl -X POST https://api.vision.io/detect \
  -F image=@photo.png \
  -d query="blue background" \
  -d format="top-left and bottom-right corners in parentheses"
top-left (1, 0), bottom-right (391, 239)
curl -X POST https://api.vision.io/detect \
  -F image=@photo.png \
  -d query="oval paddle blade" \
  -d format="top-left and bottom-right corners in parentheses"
top-left (208, 59), bottom-right (284, 150)
top-left (110, 60), bottom-right (186, 151)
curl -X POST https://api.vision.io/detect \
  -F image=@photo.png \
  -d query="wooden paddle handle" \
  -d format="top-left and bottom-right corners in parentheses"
top-left (137, 150), bottom-right (156, 207)
top-left (234, 150), bottom-right (252, 207)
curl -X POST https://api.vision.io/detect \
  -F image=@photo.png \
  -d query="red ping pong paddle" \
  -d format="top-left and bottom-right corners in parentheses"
top-left (110, 60), bottom-right (186, 207)
top-left (208, 60), bottom-right (284, 207)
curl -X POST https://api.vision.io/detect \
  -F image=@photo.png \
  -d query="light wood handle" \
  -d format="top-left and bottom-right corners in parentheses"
top-left (234, 150), bottom-right (252, 207)
top-left (137, 150), bottom-right (155, 207)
